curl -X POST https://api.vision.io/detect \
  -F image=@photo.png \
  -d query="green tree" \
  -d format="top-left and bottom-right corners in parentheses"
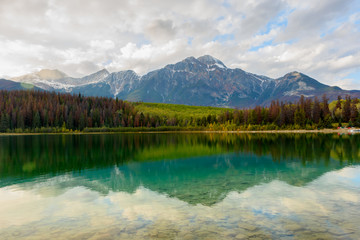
top-left (294, 108), bottom-right (306, 127)
top-left (350, 101), bottom-right (359, 123)
top-left (139, 112), bottom-right (145, 127)
top-left (355, 115), bottom-right (360, 127)
top-left (79, 113), bottom-right (86, 130)
top-left (0, 113), bottom-right (10, 132)
top-left (321, 94), bottom-right (330, 118)
top-left (33, 111), bottom-right (41, 129)
top-left (67, 112), bottom-right (74, 130)
top-left (336, 95), bottom-right (342, 109)
top-left (342, 95), bottom-right (351, 123)
top-left (323, 115), bottom-right (333, 128)
top-left (312, 97), bottom-right (321, 124)
top-left (17, 112), bottom-right (25, 129)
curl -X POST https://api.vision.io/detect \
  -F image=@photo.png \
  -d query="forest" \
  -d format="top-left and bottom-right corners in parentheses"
top-left (0, 90), bottom-right (359, 133)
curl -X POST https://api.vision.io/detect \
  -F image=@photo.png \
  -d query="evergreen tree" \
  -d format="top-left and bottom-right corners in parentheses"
top-left (342, 95), bottom-right (351, 123)
top-left (17, 112), bottom-right (25, 129)
top-left (350, 101), bottom-right (359, 126)
top-left (356, 115), bottom-right (360, 127)
top-left (79, 113), bottom-right (86, 130)
top-left (323, 115), bottom-right (333, 128)
top-left (312, 97), bottom-right (321, 124)
top-left (33, 111), bottom-right (41, 129)
top-left (336, 95), bottom-right (342, 109)
top-left (67, 112), bottom-right (74, 130)
top-left (0, 113), bottom-right (10, 132)
top-left (294, 108), bottom-right (306, 126)
top-left (321, 94), bottom-right (330, 118)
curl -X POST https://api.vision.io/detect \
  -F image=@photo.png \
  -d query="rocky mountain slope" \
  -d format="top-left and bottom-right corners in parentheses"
top-left (5, 55), bottom-right (360, 107)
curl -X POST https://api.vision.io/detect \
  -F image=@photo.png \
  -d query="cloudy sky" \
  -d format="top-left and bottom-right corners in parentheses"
top-left (0, 0), bottom-right (359, 89)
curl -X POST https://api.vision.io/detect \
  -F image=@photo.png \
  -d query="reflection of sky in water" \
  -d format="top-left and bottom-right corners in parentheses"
top-left (0, 166), bottom-right (359, 239)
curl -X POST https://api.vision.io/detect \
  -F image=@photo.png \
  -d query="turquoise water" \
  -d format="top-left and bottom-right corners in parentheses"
top-left (0, 133), bottom-right (359, 239)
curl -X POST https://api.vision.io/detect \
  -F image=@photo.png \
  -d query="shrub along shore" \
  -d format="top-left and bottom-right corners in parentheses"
top-left (0, 128), bottom-right (355, 135)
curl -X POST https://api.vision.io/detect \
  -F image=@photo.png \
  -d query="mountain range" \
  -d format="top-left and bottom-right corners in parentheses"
top-left (2, 55), bottom-right (360, 107)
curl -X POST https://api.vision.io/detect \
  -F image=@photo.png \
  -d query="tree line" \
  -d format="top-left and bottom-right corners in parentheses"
top-left (214, 95), bottom-right (360, 130)
top-left (0, 90), bottom-right (359, 132)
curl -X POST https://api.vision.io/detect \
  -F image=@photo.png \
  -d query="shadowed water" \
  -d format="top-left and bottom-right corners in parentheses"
top-left (0, 133), bottom-right (359, 239)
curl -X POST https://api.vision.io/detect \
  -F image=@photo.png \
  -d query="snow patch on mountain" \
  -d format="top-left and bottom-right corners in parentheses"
top-left (104, 70), bottom-right (140, 98)
top-left (10, 68), bottom-right (110, 91)
top-left (283, 90), bottom-right (314, 97)
top-left (297, 81), bottom-right (315, 91)
top-left (198, 55), bottom-right (227, 69)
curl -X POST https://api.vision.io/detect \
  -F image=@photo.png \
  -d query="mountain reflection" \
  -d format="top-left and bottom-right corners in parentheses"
top-left (1, 166), bottom-right (359, 239)
top-left (0, 133), bottom-right (359, 205)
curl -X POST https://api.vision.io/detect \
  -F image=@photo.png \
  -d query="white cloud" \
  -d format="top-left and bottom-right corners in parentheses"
top-left (0, 0), bottom-right (359, 88)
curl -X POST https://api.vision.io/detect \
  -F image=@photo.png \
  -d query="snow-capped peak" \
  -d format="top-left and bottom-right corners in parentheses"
top-left (197, 55), bottom-right (227, 69)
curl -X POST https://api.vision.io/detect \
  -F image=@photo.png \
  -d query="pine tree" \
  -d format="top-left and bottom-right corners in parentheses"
top-left (17, 112), bottom-right (25, 129)
top-left (321, 94), bottom-right (330, 118)
top-left (350, 101), bottom-right (359, 124)
top-left (0, 113), bottom-right (10, 132)
top-left (79, 113), bottom-right (86, 130)
top-left (33, 111), bottom-right (41, 129)
top-left (336, 95), bottom-right (342, 109)
top-left (67, 112), bottom-right (74, 130)
top-left (342, 95), bottom-right (351, 123)
top-left (312, 97), bottom-right (321, 124)
top-left (294, 108), bottom-right (306, 127)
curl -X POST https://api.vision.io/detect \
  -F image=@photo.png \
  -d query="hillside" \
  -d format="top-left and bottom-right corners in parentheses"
top-left (0, 79), bottom-right (39, 91)
top-left (134, 102), bottom-right (232, 119)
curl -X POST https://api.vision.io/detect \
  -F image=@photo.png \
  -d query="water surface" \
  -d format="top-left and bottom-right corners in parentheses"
top-left (0, 133), bottom-right (359, 239)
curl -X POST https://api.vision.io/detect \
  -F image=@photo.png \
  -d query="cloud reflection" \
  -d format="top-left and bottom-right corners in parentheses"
top-left (0, 166), bottom-right (359, 239)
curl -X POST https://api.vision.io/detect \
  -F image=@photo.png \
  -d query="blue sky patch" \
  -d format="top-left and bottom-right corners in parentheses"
top-left (187, 37), bottom-right (194, 45)
top-left (213, 33), bottom-right (234, 43)
top-left (257, 9), bottom-right (291, 36)
top-left (103, 59), bottom-right (112, 66)
top-left (345, 71), bottom-right (360, 80)
top-left (222, 0), bottom-right (231, 8)
top-left (250, 40), bottom-right (273, 52)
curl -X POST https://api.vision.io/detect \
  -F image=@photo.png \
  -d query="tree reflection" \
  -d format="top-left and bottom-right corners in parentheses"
top-left (0, 133), bottom-right (359, 180)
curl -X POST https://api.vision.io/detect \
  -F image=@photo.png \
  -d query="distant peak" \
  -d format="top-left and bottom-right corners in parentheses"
top-left (183, 56), bottom-right (197, 62)
top-left (280, 72), bottom-right (317, 83)
top-left (197, 55), bottom-right (226, 68)
top-left (98, 68), bottom-right (109, 74)
top-left (197, 55), bottom-right (217, 62)
top-left (280, 71), bottom-right (303, 80)
top-left (37, 69), bottom-right (67, 80)
top-left (286, 71), bottom-right (302, 76)
top-left (112, 70), bottom-right (138, 76)
top-left (38, 69), bottom-right (64, 74)
top-left (82, 69), bottom-right (109, 79)
top-left (94, 68), bottom-right (109, 75)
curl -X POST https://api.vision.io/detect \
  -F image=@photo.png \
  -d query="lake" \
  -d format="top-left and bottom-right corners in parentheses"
top-left (0, 133), bottom-right (359, 239)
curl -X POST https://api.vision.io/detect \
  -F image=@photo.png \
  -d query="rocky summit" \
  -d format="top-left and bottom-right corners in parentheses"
top-left (4, 55), bottom-right (360, 107)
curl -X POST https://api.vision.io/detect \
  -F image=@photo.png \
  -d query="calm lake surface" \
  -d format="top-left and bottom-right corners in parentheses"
top-left (0, 133), bottom-right (359, 239)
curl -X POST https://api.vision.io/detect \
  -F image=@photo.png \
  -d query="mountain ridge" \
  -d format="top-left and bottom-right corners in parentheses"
top-left (5, 55), bottom-right (360, 107)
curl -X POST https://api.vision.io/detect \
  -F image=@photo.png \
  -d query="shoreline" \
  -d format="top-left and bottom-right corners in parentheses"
top-left (0, 128), bottom-right (356, 136)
